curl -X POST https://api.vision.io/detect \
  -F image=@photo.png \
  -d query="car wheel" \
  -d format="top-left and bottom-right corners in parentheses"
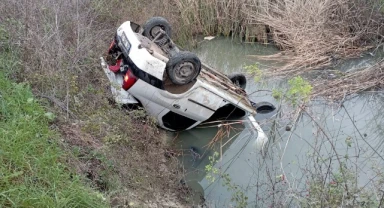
top-left (228, 73), bottom-right (247, 89)
top-left (143, 17), bottom-right (172, 42)
top-left (252, 101), bottom-right (276, 114)
top-left (166, 51), bottom-right (201, 85)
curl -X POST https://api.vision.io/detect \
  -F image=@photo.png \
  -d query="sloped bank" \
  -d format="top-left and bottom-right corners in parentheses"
top-left (0, 0), bottom-right (198, 206)
top-left (0, 56), bottom-right (107, 207)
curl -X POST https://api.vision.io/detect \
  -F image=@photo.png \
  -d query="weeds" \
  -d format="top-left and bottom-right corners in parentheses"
top-left (0, 56), bottom-right (107, 207)
top-left (286, 76), bottom-right (313, 106)
top-left (205, 152), bottom-right (220, 183)
top-left (205, 152), bottom-right (248, 208)
top-left (245, 63), bottom-right (263, 82)
top-left (272, 76), bottom-right (313, 107)
top-left (1, 0), bottom-right (191, 206)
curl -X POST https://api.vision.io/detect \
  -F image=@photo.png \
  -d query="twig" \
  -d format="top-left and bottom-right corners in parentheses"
top-left (279, 104), bottom-right (303, 189)
top-left (379, 191), bottom-right (384, 208)
top-left (300, 106), bottom-right (350, 195)
top-left (342, 104), bottom-right (384, 161)
top-left (37, 94), bottom-right (76, 118)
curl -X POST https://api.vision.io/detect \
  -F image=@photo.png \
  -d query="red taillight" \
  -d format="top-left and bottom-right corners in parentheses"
top-left (122, 70), bottom-right (137, 90)
top-left (108, 59), bottom-right (122, 73)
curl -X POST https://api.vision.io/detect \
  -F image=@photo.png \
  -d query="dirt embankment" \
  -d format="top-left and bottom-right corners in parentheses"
top-left (1, 0), bottom-right (200, 207)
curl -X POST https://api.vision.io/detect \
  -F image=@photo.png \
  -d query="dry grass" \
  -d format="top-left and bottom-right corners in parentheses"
top-left (175, 0), bottom-right (244, 35)
top-left (1, 0), bottom-right (195, 206)
top-left (173, 0), bottom-right (271, 44)
top-left (245, 0), bottom-right (384, 75)
top-left (312, 59), bottom-right (384, 100)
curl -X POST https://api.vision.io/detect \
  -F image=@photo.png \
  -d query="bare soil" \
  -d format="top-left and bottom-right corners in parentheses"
top-left (55, 114), bottom-right (198, 207)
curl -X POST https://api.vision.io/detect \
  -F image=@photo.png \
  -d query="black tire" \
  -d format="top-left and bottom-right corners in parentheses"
top-left (228, 73), bottom-right (247, 89)
top-left (252, 101), bottom-right (276, 114)
top-left (166, 51), bottom-right (201, 85)
top-left (143, 17), bottom-right (172, 42)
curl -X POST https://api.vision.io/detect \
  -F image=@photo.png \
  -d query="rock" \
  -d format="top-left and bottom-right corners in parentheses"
top-left (159, 164), bottom-right (168, 173)
top-left (285, 125), bottom-right (292, 131)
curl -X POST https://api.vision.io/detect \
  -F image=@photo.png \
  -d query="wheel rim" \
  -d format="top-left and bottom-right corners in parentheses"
top-left (150, 25), bottom-right (163, 38)
top-left (174, 62), bottom-right (196, 83)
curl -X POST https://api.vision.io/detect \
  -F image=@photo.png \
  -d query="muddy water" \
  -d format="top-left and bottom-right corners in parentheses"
top-left (171, 37), bottom-right (384, 207)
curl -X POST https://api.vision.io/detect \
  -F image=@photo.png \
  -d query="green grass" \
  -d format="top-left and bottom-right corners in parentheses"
top-left (0, 51), bottom-right (108, 207)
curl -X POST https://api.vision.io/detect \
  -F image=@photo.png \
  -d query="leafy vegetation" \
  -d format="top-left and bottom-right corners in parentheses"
top-left (205, 152), bottom-right (248, 208)
top-left (245, 63), bottom-right (263, 83)
top-left (205, 152), bottom-right (220, 183)
top-left (0, 51), bottom-right (107, 207)
top-left (286, 76), bottom-right (313, 105)
top-left (301, 166), bottom-right (380, 207)
top-left (272, 76), bottom-right (312, 106)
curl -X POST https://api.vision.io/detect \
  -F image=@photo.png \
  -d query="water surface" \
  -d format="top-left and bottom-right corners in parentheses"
top-left (173, 37), bottom-right (384, 207)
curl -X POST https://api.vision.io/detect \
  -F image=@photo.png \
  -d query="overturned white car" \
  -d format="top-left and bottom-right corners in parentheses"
top-left (101, 17), bottom-right (269, 136)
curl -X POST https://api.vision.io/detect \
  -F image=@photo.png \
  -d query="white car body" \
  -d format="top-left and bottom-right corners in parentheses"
top-left (101, 20), bottom-right (266, 139)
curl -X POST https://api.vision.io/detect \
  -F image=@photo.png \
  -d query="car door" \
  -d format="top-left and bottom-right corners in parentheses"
top-left (158, 87), bottom-right (225, 131)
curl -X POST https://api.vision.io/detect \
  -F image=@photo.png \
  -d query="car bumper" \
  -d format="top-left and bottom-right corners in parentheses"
top-left (100, 57), bottom-right (139, 104)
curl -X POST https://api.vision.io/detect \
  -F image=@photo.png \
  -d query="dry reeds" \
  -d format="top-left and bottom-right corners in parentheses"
top-left (245, 0), bottom-right (384, 75)
top-left (175, 0), bottom-right (243, 35)
top-left (312, 59), bottom-right (384, 100)
top-left (173, 0), bottom-right (270, 43)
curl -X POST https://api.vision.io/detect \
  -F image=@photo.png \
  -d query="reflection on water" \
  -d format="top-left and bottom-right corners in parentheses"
top-left (172, 37), bottom-right (384, 207)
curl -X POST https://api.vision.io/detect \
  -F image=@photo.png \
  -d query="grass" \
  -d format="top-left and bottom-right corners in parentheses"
top-left (0, 50), bottom-right (107, 208)
top-left (0, 1), bottom-right (192, 205)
